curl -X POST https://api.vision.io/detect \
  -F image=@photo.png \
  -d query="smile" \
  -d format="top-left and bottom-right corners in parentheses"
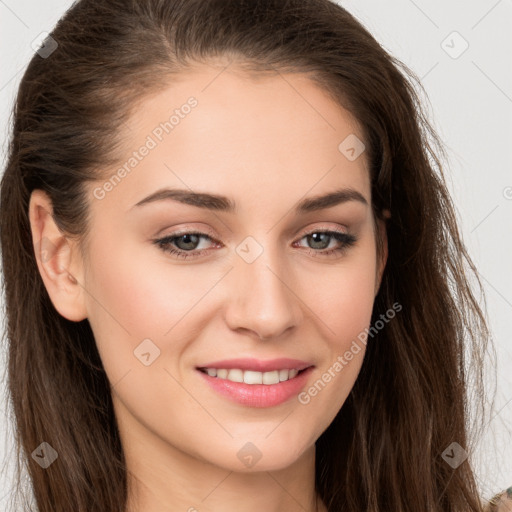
top-left (198, 367), bottom-right (304, 385)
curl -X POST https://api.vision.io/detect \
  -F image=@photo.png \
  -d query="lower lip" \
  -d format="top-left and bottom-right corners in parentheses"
top-left (196, 367), bottom-right (314, 408)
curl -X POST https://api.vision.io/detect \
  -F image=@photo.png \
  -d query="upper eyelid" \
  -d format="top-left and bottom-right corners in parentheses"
top-left (156, 226), bottom-right (350, 250)
top-left (159, 225), bottom-right (349, 241)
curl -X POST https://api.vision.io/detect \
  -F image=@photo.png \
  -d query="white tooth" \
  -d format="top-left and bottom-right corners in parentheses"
top-left (227, 369), bottom-right (244, 382)
top-left (263, 370), bottom-right (280, 385)
top-left (211, 368), bottom-right (298, 384)
top-left (279, 369), bottom-right (289, 382)
top-left (216, 369), bottom-right (228, 379)
top-left (244, 370), bottom-right (263, 384)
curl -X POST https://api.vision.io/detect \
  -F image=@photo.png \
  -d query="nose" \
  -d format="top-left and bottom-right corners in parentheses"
top-left (224, 242), bottom-right (303, 341)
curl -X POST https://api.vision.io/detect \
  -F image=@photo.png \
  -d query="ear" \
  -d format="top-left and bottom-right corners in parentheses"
top-left (28, 189), bottom-right (88, 322)
top-left (374, 209), bottom-right (389, 297)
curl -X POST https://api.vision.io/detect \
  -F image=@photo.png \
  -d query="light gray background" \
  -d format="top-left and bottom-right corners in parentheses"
top-left (0, 0), bottom-right (511, 508)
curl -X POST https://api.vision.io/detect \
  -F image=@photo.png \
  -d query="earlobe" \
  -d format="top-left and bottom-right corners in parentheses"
top-left (28, 189), bottom-right (88, 322)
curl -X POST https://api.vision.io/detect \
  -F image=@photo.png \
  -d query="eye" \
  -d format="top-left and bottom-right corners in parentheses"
top-left (152, 228), bottom-right (357, 260)
top-left (293, 229), bottom-right (357, 257)
top-left (153, 231), bottom-right (218, 259)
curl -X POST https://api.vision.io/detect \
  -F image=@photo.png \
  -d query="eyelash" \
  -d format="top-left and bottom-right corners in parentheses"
top-left (153, 228), bottom-right (357, 260)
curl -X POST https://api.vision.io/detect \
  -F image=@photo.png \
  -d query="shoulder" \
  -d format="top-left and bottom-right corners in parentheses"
top-left (483, 486), bottom-right (512, 512)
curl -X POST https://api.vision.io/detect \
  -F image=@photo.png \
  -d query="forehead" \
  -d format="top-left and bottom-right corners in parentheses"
top-left (92, 64), bottom-right (371, 215)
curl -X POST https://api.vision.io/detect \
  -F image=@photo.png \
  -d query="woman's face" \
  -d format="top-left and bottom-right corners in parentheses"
top-left (72, 64), bottom-right (386, 473)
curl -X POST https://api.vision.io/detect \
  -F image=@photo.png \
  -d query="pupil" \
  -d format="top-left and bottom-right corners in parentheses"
top-left (309, 233), bottom-right (329, 249)
top-left (178, 234), bottom-right (199, 250)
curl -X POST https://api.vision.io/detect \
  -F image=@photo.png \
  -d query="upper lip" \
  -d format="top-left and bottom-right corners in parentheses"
top-left (196, 358), bottom-right (314, 372)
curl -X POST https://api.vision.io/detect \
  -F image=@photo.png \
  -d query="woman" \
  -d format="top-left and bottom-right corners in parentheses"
top-left (0, 0), bottom-right (508, 511)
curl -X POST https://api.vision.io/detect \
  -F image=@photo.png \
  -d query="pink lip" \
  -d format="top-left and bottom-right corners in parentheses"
top-left (196, 357), bottom-right (313, 372)
top-left (197, 366), bottom-right (314, 408)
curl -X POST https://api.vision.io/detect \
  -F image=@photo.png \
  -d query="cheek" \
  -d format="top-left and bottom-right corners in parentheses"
top-left (294, 243), bottom-right (377, 406)
top-left (320, 264), bottom-right (376, 346)
top-left (293, 266), bottom-right (375, 434)
top-left (300, 244), bottom-right (378, 347)
top-left (84, 236), bottom-right (205, 337)
top-left (82, 236), bottom-right (200, 387)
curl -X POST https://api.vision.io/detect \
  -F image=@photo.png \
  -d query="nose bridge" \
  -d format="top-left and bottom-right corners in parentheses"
top-left (225, 234), bottom-right (302, 339)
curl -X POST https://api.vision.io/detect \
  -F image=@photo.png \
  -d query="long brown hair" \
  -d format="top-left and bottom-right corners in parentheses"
top-left (0, 0), bottom-right (495, 510)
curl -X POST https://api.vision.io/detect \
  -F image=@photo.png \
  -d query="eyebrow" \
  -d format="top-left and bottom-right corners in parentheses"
top-left (131, 187), bottom-right (368, 214)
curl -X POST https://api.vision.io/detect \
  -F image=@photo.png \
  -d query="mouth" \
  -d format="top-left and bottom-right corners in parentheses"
top-left (196, 366), bottom-right (312, 385)
top-left (195, 365), bottom-right (315, 408)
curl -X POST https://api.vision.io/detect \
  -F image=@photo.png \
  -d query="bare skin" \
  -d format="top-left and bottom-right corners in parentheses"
top-left (29, 60), bottom-right (387, 512)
